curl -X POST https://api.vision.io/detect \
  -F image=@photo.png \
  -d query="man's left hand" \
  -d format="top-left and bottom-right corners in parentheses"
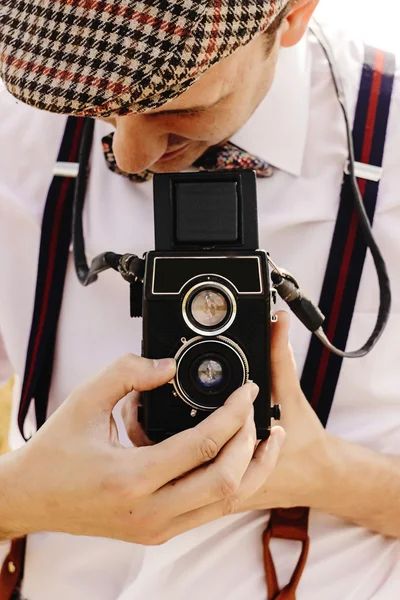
top-left (240, 311), bottom-right (333, 512)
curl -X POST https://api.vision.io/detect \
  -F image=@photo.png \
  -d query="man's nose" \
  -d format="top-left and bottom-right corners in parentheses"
top-left (112, 115), bottom-right (168, 173)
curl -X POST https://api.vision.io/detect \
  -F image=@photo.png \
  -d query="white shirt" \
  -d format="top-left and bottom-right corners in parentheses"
top-left (1, 23), bottom-right (400, 600)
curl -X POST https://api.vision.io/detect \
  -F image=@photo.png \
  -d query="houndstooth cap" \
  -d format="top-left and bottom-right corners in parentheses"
top-left (0, 0), bottom-right (290, 117)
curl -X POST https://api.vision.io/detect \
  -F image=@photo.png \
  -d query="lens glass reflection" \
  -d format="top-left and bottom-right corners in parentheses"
top-left (197, 359), bottom-right (224, 388)
top-left (191, 289), bottom-right (228, 327)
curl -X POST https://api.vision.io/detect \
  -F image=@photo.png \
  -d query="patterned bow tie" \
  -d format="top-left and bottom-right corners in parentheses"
top-left (102, 133), bottom-right (274, 182)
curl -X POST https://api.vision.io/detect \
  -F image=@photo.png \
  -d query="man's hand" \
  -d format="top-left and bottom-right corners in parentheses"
top-left (236, 312), bottom-right (400, 540)
top-left (239, 311), bottom-right (332, 511)
top-left (0, 354), bottom-right (283, 545)
top-left (124, 313), bottom-right (328, 515)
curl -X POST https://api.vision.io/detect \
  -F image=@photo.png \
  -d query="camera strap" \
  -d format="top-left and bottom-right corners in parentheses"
top-left (263, 45), bottom-right (395, 600)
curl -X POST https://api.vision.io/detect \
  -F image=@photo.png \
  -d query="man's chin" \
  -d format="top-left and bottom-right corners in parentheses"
top-left (149, 161), bottom-right (193, 174)
top-left (150, 145), bottom-right (210, 174)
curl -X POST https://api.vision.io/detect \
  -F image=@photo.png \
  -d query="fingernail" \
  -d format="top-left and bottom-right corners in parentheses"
top-left (153, 358), bottom-right (175, 371)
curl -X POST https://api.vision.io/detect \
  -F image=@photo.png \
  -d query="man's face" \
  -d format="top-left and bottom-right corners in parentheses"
top-left (108, 32), bottom-right (282, 175)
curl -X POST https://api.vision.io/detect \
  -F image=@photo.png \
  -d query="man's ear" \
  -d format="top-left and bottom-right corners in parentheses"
top-left (280, 0), bottom-right (320, 48)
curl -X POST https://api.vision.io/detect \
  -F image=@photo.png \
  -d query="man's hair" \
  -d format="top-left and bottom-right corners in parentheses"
top-left (264, 0), bottom-right (295, 56)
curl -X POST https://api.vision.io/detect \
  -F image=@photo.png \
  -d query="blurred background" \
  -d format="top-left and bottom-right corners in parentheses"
top-left (0, 0), bottom-right (398, 453)
top-left (316, 0), bottom-right (400, 51)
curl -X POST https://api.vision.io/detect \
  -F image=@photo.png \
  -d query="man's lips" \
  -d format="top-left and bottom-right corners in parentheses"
top-left (158, 143), bottom-right (190, 162)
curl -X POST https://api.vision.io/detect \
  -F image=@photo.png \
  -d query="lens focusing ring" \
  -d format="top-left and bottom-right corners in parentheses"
top-left (173, 336), bottom-right (249, 411)
top-left (182, 281), bottom-right (237, 336)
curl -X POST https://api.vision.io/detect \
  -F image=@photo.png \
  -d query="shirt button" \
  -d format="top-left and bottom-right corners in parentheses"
top-left (7, 560), bottom-right (16, 574)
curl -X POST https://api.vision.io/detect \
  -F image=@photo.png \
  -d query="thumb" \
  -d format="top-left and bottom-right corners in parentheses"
top-left (76, 354), bottom-right (176, 412)
top-left (270, 311), bottom-right (300, 401)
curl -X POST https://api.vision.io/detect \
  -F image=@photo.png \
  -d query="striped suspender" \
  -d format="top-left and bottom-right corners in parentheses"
top-left (264, 47), bottom-right (396, 600)
top-left (301, 46), bottom-right (396, 423)
top-left (17, 117), bottom-right (85, 438)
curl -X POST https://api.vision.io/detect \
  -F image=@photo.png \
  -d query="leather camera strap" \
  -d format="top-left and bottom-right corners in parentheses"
top-left (263, 45), bottom-right (395, 600)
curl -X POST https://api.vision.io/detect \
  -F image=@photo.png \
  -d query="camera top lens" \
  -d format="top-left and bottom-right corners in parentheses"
top-left (191, 289), bottom-right (228, 327)
top-left (182, 281), bottom-right (237, 336)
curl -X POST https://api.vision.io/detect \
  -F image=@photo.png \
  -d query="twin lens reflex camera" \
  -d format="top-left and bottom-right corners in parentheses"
top-left (139, 171), bottom-right (281, 442)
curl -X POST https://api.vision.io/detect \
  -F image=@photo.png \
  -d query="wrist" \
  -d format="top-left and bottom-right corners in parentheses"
top-left (307, 433), bottom-right (356, 513)
top-left (0, 448), bottom-right (35, 540)
top-left (300, 432), bottom-right (343, 511)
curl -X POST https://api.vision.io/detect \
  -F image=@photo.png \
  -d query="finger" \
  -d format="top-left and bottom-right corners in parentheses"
top-left (121, 392), bottom-right (153, 447)
top-left (236, 426), bottom-right (286, 498)
top-left (72, 354), bottom-right (176, 411)
top-left (120, 390), bottom-right (140, 432)
top-left (151, 410), bottom-right (257, 517)
top-left (136, 382), bottom-right (259, 491)
top-left (109, 415), bottom-right (120, 447)
top-left (168, 426), bottom-right (285, 537)
top-left (270, 311), bottom-right (300, 400)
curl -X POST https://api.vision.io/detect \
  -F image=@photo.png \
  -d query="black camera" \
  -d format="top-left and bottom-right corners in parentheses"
top-left (139, 171), bottom-right (280, 442)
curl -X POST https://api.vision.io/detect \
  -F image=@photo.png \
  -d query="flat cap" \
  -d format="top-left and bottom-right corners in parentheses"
top-left (0, 0), bottom-right (290, 117)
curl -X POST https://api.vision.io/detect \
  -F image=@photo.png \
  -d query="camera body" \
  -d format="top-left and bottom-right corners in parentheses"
top-left (139, 171), bottom-right (278, 442)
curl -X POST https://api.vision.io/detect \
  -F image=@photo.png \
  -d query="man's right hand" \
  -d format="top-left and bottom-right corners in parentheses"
top-left (0, 355), bottom-right (283, 545)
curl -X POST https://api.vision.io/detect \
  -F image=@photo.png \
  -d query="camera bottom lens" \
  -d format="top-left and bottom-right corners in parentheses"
top-left (190, 353), bottom-right (231, 397)
top-left (173, 336), bottom-right (249, 411)
top-left (196, 358), bottom-right (224, 388)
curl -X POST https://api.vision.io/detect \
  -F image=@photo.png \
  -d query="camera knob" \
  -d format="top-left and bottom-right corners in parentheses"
top-left (270, 404), bottom-right (281, 421)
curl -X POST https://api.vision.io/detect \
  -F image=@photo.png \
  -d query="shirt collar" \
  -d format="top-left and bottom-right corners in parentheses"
top-left (230, 34), bottom-right (311, 177)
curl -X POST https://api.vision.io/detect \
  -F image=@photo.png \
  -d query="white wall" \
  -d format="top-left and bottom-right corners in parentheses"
top-left (315, 0), bottom-right (400, 51)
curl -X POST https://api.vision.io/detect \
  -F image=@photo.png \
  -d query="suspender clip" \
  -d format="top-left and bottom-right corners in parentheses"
top-left (52, 161), bottom-right (80, 178)
top-left (344, 160), bottom-right (383, 182)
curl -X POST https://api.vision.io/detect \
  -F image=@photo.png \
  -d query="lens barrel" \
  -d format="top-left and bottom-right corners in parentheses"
top-left (173, 336), bottom-right (249, 411)
top-left (182, 281), bottom-right (237, 336)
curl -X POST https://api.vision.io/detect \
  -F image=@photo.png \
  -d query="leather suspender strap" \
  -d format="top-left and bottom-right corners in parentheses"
top-left (0, 538), bottom-right (26, 600)
top-left (263, 46), bottom-right (396, 600)
top-left (263, 508), bottom-right (310, 600)
top-left (0, 117), bottom-right (85, 600)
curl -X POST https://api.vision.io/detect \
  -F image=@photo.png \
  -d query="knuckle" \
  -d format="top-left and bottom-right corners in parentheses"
top-left (101, 470), bottom-right (129, 497)
top-left (117, 353), bottom-right (137, 373)
top-left (101, 467), bottom-right (148, 501)
top-left (222, 493), bottom-right (241, 516)
top-left (146, 529), bottom-right (172, 546)
top-left (128, 472), bottom-right (150, 499)
top-left (216, 469), bottom-right (240, 498)
top-left (197, 434), bottom-right (219, 463)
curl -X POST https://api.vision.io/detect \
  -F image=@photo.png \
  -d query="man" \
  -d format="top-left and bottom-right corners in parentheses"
top-left (0, 0), bottom-right (399, 599)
